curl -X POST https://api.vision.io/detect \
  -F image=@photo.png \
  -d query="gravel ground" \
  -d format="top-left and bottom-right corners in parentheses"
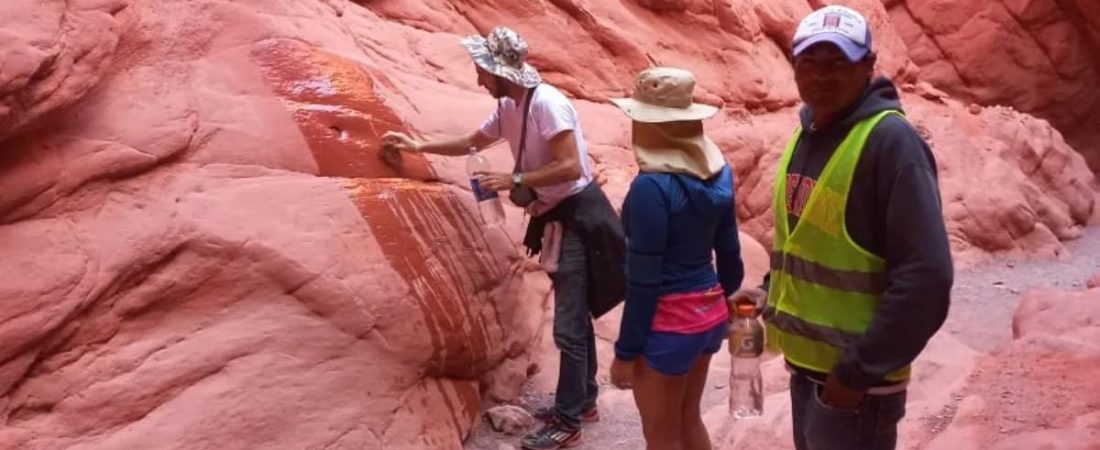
top-left (465, 227), bottom-right (1100, 450)
top-left (944, 227), bottom-right (1100, 353)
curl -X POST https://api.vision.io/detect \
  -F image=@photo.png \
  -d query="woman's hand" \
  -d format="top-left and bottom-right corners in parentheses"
top-left (728, 287), bottom-right (767, 317)
top-left (610, 358), bottom-right (636, 389)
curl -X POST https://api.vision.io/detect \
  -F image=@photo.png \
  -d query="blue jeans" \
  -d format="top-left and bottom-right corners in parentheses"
top-left (790, 373), bottom-right (907, 450)
top-left (550, 227), bottom-right (598, 428)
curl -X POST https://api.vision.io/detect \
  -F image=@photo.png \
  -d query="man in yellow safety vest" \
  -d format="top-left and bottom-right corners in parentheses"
top-left (730, 5), bottom-right (953, 450)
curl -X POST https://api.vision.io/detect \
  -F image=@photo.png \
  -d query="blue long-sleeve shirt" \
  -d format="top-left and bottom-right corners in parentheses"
top-left (614, 166), bottom-right (745, 361)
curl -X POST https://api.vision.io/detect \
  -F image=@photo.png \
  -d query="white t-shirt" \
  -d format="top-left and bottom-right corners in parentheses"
top-left (479, 84), bottom-right (593, 215)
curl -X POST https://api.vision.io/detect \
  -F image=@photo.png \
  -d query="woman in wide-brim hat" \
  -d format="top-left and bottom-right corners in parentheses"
top-left (609, 67), bottom-right (745, 449)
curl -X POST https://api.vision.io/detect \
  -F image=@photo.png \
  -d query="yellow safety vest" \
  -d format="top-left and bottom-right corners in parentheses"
top-left (765, 110), bottom-right (910, 382)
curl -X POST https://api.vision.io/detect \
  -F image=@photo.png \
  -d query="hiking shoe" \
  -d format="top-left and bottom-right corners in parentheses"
top-left (533, 405), bottom-right (599, 424)
top-left (520, 419), bottom-right (582, 450)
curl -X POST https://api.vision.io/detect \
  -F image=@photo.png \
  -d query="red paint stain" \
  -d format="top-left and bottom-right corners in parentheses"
top-left (346, 178), bottom-right (506, 378)
top-left (430, 379), bottom-right (481, 442)
top-left (250, 39), bottom-right (435, 180)
top-left (251, 40), bottom-right (510, 408)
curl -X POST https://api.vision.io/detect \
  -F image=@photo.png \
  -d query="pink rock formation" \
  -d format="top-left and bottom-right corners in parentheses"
top-left (924, 288), bottom-right (1100, 449)
top-left (921, 101), bottom-right (1095, 266)
top-left (0, 0), bottom-right (1097, 449)
top-left (0, 174), bottom-right (536, 450)
top-left (885, 0), bottom-right (1100, 171)
top-left (0, 0), bottom-right (129, 141)
top-left (1088, 273), bottom-right (1100, 290)
top-left (0, 2), bottom-right (537, 449)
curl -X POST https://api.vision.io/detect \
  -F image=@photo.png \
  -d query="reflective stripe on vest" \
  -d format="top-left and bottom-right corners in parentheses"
top-left (770, 251), bottom-right (887, 295)
top-left (766, 110), bottom-right (910, 382)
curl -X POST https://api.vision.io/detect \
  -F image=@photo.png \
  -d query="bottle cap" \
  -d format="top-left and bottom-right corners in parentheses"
top-left (735, 302), bottom-right (756, 317)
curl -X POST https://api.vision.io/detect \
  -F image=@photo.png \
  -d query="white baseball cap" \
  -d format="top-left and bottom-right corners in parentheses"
top-left (792, 5), bottom-right (873, 62)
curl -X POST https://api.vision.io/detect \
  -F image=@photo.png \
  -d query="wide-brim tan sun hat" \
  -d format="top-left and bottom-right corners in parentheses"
top-left (461, 26), bottom-right (542, 89)
top-left (610, 67), bottom-right (719, 123)
top-left (631, 121), bottom-right (727, 179)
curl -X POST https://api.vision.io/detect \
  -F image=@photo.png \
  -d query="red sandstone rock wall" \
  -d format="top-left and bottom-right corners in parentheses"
top-left (884, 0), bottom-right (1100, 171)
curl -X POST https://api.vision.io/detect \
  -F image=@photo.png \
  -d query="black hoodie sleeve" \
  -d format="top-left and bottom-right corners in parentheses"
top-left (833, 116), bottom-right (954, 390)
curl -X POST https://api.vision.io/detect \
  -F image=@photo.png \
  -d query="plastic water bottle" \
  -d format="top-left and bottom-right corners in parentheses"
top-left (729, 302), bottom-right (764, 419)
top-left (466, 147), bottom-right (505, 226)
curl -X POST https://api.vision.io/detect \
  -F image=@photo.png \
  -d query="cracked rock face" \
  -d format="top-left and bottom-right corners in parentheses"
top-left (0, 2), bottom-right (536, 449)
top-left (0, 0), bottom-right (132, 140)
top-left (885, 0), bottom-right (1100, 171)
top-left (0, 1), bottom-right (1096, 449)
top-left (0, 0), bottom-right (129, 141)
